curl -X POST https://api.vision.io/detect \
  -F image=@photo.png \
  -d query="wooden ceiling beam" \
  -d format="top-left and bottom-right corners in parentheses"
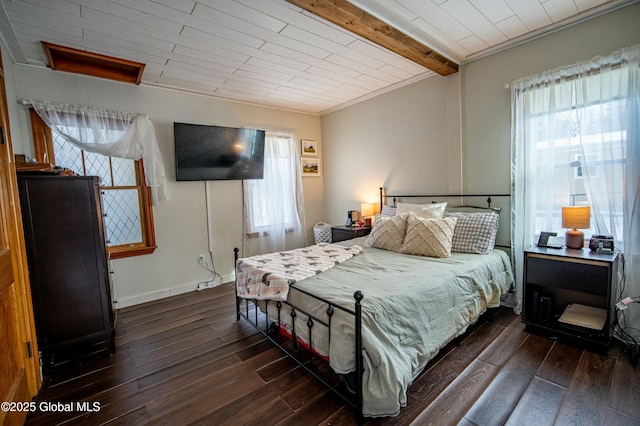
top-left (285, 0), bottom-right (458, 76)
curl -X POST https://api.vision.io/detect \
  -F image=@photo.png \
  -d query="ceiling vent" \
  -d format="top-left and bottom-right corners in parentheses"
top-left (41, 41), bottom-right (145, 85)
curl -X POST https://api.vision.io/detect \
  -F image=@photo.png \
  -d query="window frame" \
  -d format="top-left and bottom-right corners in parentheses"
top-left (29, 110), bottom-right (156, 259)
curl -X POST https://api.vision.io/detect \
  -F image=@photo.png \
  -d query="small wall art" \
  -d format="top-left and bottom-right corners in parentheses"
top-left (301, 139), bottom-right (317, 157)
top-left (301, 157), bottom-right (321, 177)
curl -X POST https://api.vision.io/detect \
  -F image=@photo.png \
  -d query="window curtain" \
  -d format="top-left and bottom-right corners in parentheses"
top-left (510, 45), bottom-right (640, 331)
top-left (243, 132), bottom-right (307, 256)
top-left (30, 100), bottom-right (170, 205)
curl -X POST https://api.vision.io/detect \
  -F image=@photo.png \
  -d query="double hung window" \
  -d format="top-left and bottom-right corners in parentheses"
top-left (524, 80), bottom-right (626, 240)
top-left (243, 132), bottom-right (306, 255)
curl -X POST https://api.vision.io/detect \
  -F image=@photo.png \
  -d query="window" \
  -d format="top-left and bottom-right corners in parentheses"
top-left (243, 132), bottom-right (306, 255)
top-left (525, 77), bottom-right (626, 242)
top-left (245, 136), bottom-right (298, 234)
top-left (30, 111), bottom-right (156, 259)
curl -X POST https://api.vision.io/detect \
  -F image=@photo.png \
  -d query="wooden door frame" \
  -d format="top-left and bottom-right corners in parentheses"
top-left (0, 48), bottom-right (41, 425)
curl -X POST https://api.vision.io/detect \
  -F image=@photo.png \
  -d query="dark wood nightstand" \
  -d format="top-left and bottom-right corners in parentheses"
top-left (523, 246), bottom-right (619, 348)
top-left (331, 225), bottom-right (372, 243)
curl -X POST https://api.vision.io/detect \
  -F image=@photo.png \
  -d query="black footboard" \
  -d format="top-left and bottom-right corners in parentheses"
top-left (233, 247), bottom-right (364, 424)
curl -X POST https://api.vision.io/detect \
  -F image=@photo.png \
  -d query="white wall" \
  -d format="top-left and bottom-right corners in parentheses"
top-left (9, 65), bottom-right (323, 307)
top-left (2, 47), bottom-right (26, 159)
top-left (321, 74), bottom-right (460, 225)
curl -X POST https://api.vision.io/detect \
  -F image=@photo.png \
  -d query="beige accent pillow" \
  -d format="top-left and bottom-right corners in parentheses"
top-left (400, 213), bottom-right (457, 258)
top-left (365, 212), bottom-right (409, 252)
top-left (396, 202), bottom-right (447, 219)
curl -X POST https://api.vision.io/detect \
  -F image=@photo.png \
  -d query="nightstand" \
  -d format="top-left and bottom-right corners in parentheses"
top-left (331, 225), bottom-right (372, 243)
top-left (523, 246), bottom-right (619, 348)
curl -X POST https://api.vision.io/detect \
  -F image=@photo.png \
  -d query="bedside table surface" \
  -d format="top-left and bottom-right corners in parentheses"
top-left (330, 225), bottom-right (372, 242)
top-left (331, 225), bottom-right (371, 231)
top-left (525, 246), bottom-right (618, 262)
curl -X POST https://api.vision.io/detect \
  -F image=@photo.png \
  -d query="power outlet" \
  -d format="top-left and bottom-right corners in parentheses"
top-left (198, 254), bottom-right (206, 264)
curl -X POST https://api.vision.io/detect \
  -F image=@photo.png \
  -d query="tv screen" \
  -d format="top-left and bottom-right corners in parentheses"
top-left (174, 123), bottom-right (265, 181)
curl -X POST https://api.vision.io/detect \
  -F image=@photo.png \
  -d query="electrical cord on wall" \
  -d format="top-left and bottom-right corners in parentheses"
top-left (196, 252), bottom-right (222, 291)
top-left (196, 181), bottom-right (223, 291)
top-left (611, 253), bottom-right (639, 365)
top-left (613, 305), bottom-right (639, 365)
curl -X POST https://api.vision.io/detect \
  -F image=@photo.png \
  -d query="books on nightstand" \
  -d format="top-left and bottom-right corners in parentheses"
top-left (558, 303), bottom-right (607, 331)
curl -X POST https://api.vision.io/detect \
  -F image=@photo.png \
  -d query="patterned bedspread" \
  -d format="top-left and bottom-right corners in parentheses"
top-left (235, 243), bottom-right (362, 301)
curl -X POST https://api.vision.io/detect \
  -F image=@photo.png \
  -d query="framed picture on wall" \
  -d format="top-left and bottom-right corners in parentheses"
top-left (301, 157), bottom-right (321, 176)
top-left (301, 139), bottom-right (317, 156)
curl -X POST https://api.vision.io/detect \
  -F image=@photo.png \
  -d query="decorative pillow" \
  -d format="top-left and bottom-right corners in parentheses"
top-left (444, 211), bottom-right (499, 254)
top-left (396, 202), bottom-right (447, 219)
top-left (381, 205), bottom-right (397, 217)
top-left (400, 213), bottom-right (457, 258)
top-left (445, 205), bottom-right (501, 214)
top-left (365, 212), bottom-right (409, 252)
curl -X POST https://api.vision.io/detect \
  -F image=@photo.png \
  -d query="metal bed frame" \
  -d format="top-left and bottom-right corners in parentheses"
top-left (234, 189), bottom-right (511, 423)
top-left (379, 186), bottom-right (510, 209)
top-left (234, 247), bottom-right (365, 423)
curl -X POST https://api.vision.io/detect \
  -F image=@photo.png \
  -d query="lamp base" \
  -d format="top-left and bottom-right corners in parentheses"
top-left (565, 229), bottom-right (585, 249)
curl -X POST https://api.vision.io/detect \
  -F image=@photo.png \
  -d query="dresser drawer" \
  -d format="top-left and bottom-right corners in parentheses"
top-left (526, 254), bottom-right (609, 296)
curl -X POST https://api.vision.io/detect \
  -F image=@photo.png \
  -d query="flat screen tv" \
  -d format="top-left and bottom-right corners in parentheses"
top-left (174, 122), bottom-right (265, 181)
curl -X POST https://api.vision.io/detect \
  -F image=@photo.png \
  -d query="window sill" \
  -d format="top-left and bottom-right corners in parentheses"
top-left (245, 227), bottom-right (298, 238)
top-left (109, 245), bottom-right (157, 260)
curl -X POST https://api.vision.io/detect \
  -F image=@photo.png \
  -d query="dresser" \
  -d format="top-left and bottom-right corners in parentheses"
top-left (18, 174), bottom-right (115, 374)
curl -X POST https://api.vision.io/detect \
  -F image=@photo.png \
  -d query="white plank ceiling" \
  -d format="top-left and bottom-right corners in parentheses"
top-left (0, 0), bottom-right (633, 114)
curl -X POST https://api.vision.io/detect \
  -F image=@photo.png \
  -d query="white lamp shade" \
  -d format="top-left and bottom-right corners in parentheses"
top-left (562, 206), bottom-right (591, 229)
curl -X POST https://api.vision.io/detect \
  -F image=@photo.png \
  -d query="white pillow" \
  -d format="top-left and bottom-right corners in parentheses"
top-left (396, 202), bottom-right (447, 219)
top-left (365, 212), bottom-right (409, 252)
top-left (400, 213), bottom-right (457, 258)
top-left (380, 205), bottom-right (397, 217)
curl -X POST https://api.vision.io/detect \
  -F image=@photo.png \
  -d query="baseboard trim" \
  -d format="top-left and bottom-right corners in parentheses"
top-left (113, 273), bottom-right (234, 309)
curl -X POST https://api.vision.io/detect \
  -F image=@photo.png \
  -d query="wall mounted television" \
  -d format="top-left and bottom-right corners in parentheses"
top-left (174, 122), bottom-right (266, 181)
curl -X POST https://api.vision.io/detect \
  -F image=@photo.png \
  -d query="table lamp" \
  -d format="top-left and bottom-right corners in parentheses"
top-left (361, 203), bottom-right (374, 227)
top-left (562, 206), bottom-right (590, 249)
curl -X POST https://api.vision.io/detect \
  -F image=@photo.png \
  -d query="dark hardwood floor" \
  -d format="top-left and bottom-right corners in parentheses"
top-left (25, 283), bottom-right (640, 426)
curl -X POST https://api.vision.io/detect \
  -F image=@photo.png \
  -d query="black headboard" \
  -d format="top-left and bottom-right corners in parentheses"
top-left (379, 187), bottom-right (510, 210)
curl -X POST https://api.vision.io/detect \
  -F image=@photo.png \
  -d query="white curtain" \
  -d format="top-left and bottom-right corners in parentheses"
top-left (511, 45), bottom-right (640, 331)
top-left (30, 100), bottom-right (170, 205)
top-left (243, 132), bottom-right (307, 256)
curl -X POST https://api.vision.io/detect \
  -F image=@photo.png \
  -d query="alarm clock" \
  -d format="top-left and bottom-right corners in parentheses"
top-left (589, 234), bottom-right (614, 252)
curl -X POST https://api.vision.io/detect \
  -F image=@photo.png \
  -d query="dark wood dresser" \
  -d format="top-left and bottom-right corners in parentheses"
top-left (18, 174), bottom-right (115, 374)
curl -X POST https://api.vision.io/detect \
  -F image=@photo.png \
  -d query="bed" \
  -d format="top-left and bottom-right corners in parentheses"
top-left (234, 190), bottom-right (513, 422)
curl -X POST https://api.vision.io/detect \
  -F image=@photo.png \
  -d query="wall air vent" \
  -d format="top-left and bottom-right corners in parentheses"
top-left (41, 41), bottom-right (145, 85)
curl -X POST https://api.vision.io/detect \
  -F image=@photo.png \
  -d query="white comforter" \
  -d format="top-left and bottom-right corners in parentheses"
top-left (255, 243), bottom-right (513, 417)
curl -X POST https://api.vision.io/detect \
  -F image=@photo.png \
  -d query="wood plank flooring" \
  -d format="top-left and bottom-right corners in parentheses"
top-left (25, 283), bottom-right (640, 425)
